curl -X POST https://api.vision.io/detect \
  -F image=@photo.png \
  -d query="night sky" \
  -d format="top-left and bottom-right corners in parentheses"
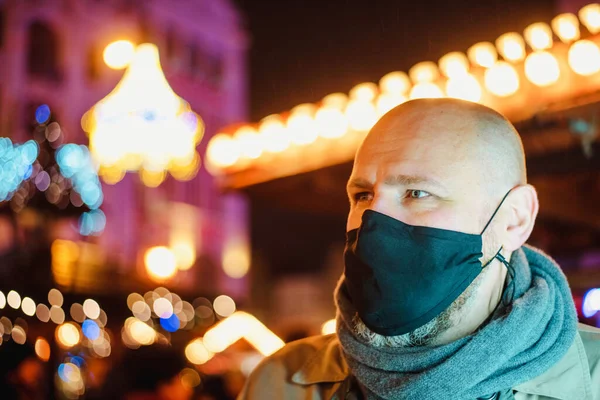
top-left (233, 0), bottom-right (556, 121)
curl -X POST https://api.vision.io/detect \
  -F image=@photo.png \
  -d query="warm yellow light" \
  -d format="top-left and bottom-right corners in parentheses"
top-left (349, 82), bottom-right (378, 102)
top-left (103, 40), bottom-right (136, 69)
top-left (56, 323), bottom-right (81, 348)
top-left (579, 3), bottom-right (600, 34)
top-left (206, 133), bottom-right (241, 170)
top-left (185, 338), bottom-right (215, 365)
top-left (0, 291), bottom-right (5, 309)
top-left (467, 42), bottom-right (498, 68)
top-left (48, 288), bottom-right (64, 307)
top-left (379, 71), bottom-right (411, 94)
top-left (233, 126), bottom-right (263, 159)
top-left (408, 61), bottom-right (439, 83)
top-left (321, 319), bottom-right (336, 335)
top-left (222, 240), bottom-right (250, 278)
top-left (259, 115), bottom-right (291, 153)
top-left (552, 13), bottom-right (580, 42)
top-left (287, 104), bottom-right (319, 145)
top-left (315, 107), bottom-right (348, 138)
top-left (7, 290), bottom-right (21, 309)
top-left (524, 22), bottom-right (553, 50)
top-left (35, 337), bottom-right (51, 362)
top-left (495, 32), bottom-right (526, 62)
top-left (568, 39), bottom-right (600, 75)
top-left (170, 241), bottom-right (195, 271)
top-left (140, 169), bottom-right (166, 188)
top-left (213, 295), bottom-right (236, 317)
top-left (85, 43), bottom-right (204, 185)
top-left (144, 246), bottom-right (178, 281)
top-left (345, 100), bottom-right (378, 132)
top-left (127, 318), bottom-right (156, 345)
top-left (132, 301), bottom-right (152, 321)
top-left (50, 306), bottom-right (66, 324)
top-left (438, 52), bottom-right (470, 78)
top-left (83, 299), bottom-right (101, 320)
top-left (21, 297), bottom-right (36, 316)
top-left (321, 93), bottom-right (348, 111)
top-left (484, 61), bottom-right (520, 97)
top-left (445, 74), bottom-right (482, 103)
top-left (524, 51), bottom-right (560, 86)
top-left (375, 93), bottom-right (407, 117)
top-left (409, 82), bottom-right (444, 99)
top-left (153, 297), bottom-right (174, 318)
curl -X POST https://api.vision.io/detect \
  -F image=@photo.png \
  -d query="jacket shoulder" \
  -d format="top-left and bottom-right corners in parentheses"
top-left (578, 323), bottom-right (600, 383)
top-left (237, 335), bottom-right (339, 400)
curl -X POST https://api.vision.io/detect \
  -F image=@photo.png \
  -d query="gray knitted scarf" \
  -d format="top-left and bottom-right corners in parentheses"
top-left (335, 245), bottom-right (578, 400)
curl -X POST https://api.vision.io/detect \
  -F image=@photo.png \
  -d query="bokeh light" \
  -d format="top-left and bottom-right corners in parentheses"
top-left (495, 32), bottom-right (526, 62)
top-left (287, 104), bottom-right (319, 145)
top-left (524, 22), bottom-right (553, 51)
top-left (445, 74), bottom-right (482, 103)
top-left (213, 295), bottom-right (236, 318)
top-left (0, 291), bottom-right (5, 309)
top-left (206, 133), bottom-right (241, 170)
top-left (321, 319), bottom-right (337, 335)
top-left (48, 289), bottom-right (64, 307)
top-left (408, 61), bottom-right (439, 83)
top-left (35, 104), bottom-right (51, 124)
top-left (126, 318), bottom-right (156, 345)
top-left (7, 290), bottom-right (21, 309)
top-left (222, 240), bottom-right (251, 279)
top-left (83, 299), bottom-right (101, 320)
top-left (349, 82), bottom-right (378, 102)
top-left (171, 240), bottom-right (196, 271)
top-left (551, 13), bottom-right (580, 43)
top-left (12, 325), bottom-right (26, 344)
top-left (568, 40), bottom-right (600, 76)
top-left (56, 323), bottom-right (81, 348)
top-left (70, 303), bottom-right (85, 323)
top-left (144, 246), bottom-right (178, 281)
top-left (36, 304), bottom-right (50, 323)
top-left (82, 320), bottom-right (101, 341)
top-left (132, 301), bottom-right (152, 321)
top-left (315, 107), bottom-right (348, 139)
top-left (35, 337), bottom-right (51, 361)
top-left (50, 306), bottom-right (66, 324)
top-left (524, 51), bottom-right (560, 87)
top-left (484, 61), bottom-right (520, 97)
top-left (583, 288), bottom-right (600, 318)
top-left (180, 368), bottom-right (202, 389)
top-left (438, 52), bottom-right (469, 79)
top-left (258, 115), bottom-right (291, 153)
top-left (185, 338), bottom-right (214, 365)
top-left (579, 3), bottom-right (600, 34)
top-left (21, 297), bottom-right (36, 316)
top-left (153, 298), bottom-right (174, 319)
top-left (234, 126), bottom-right (263, 159)
top-left (379, 71), bottom-right (411, 94)
top-left (467, 42), bottom-right (497, 68)
top-left (409, 83), bottom-right (444, 99)
top-left (103, 40), bottom-right (135, 69)
top-left (160, 314), bottom-right (180, 333)
top-left (0, 139), bottom-right (38, 202)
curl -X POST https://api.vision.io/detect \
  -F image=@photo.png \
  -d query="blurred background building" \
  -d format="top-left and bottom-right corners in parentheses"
top-left (0, 0), bottom-right (599, 398)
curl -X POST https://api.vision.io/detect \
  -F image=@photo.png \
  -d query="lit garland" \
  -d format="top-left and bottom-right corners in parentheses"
top-left (206, 4), bottom-right (600, 182)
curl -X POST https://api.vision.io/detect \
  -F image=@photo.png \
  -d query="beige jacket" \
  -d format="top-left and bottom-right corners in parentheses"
top-left (239, 324), bottom-right (600, 400)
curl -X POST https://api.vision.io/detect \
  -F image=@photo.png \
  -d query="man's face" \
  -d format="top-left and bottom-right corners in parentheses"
top-left (345, 106), bottom-right (502, 346)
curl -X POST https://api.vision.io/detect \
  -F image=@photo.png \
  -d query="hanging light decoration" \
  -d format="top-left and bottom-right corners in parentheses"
top-left (82, 43), bottom-right (204, 186)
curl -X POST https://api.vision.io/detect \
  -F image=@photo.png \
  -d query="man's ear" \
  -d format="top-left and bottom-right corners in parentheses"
top-left (503, 185), bottom-right (539, 252)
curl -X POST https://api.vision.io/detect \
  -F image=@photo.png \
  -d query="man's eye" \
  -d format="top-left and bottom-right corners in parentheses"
top-left (353, 192), bottom-right (372, 202)
top-left (407, 190), bottom-right (431, 199)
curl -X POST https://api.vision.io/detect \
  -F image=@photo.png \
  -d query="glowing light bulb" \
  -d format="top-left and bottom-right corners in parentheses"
top-left (321, 93), bottom-right (348, 111)
top-left (315, 107), bottom-right (348, 138)
top-left (438, 52), bottom-right (470, 78)
top-left (579, 3), bottom-right (600, 34)
top-left (144, 246), bottom-right (177, 281)
top-left (287, 104), bottom-right (319, 145)
top-left (83, 299), bottom-right (101, 320)
top-left (21, 297), bottom-right (36, 316)
top-left (467, 42), bottom-right (498, 68)
top-left (185, 338), bottom-right (214, 365)
top-left (375, 93), bottom-right (407, 117)
top-left (103, 40), bottom-right (136, 69)
top-left (345, 100), bottom-right (378, 132)
top-left (568, 40), bottom-right (600, 76)
top-left (409, 83), bottom-right (444, 99)
top-left (445, 74), bottom-right (482, 103)
top-left (35, 337), bottom-right (51, 362)
top-left (409, 61), bottom-right (440, 83)
top-left (524, 51), bottom-right (560, 87)
top-left (127, 318), bottom-right (156, 345)
top-left (524, 22), bottom-right (553, 50)
top-left (7, 291), bottom-right (21, 309)
top-left (551, 13), bottom-right (580, 43)
top-left (233, 126), bottom-right (263, 159)
top-left (349, 82), bottom-right (378, 102)
top-left (379, 71), bottom-right (411, 94)
top-left (495, 32), bottom-right (526, 62)
top-left (321, 319), bottom-right (336, 335)
top-left (259, 115), bottom-right (291, 153)
top-left (484, 61), bottom-right (520, 97)
top-left (56, 323), bottom-right (81, 348)
top-left (206, 133), bottom-right (241, 170)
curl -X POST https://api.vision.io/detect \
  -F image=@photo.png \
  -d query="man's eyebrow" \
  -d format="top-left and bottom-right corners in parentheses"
top-left (347, 175), bottom-right (447, 191)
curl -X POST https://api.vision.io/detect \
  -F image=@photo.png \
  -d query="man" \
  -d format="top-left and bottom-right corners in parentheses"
top-left (238, 99), bottom-right (600, 399)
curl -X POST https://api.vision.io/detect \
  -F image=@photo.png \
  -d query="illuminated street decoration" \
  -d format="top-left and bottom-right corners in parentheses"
top-left (0, 138), bottom-right (38, 201)
top-left (206, 3), bottom-right (600, 184)
top-left (83, 43), bottom-right (204, 187)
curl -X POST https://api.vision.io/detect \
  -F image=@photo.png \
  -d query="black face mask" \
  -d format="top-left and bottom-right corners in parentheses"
top-left (343, 190), bottom-right (512, 336)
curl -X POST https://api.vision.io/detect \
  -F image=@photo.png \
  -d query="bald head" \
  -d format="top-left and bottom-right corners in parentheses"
top-left (361, 98), bottom-right (526, 195)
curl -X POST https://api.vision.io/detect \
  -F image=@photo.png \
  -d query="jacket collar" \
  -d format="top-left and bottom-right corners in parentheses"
top-left (291, 333), bottom-right (592, 400)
